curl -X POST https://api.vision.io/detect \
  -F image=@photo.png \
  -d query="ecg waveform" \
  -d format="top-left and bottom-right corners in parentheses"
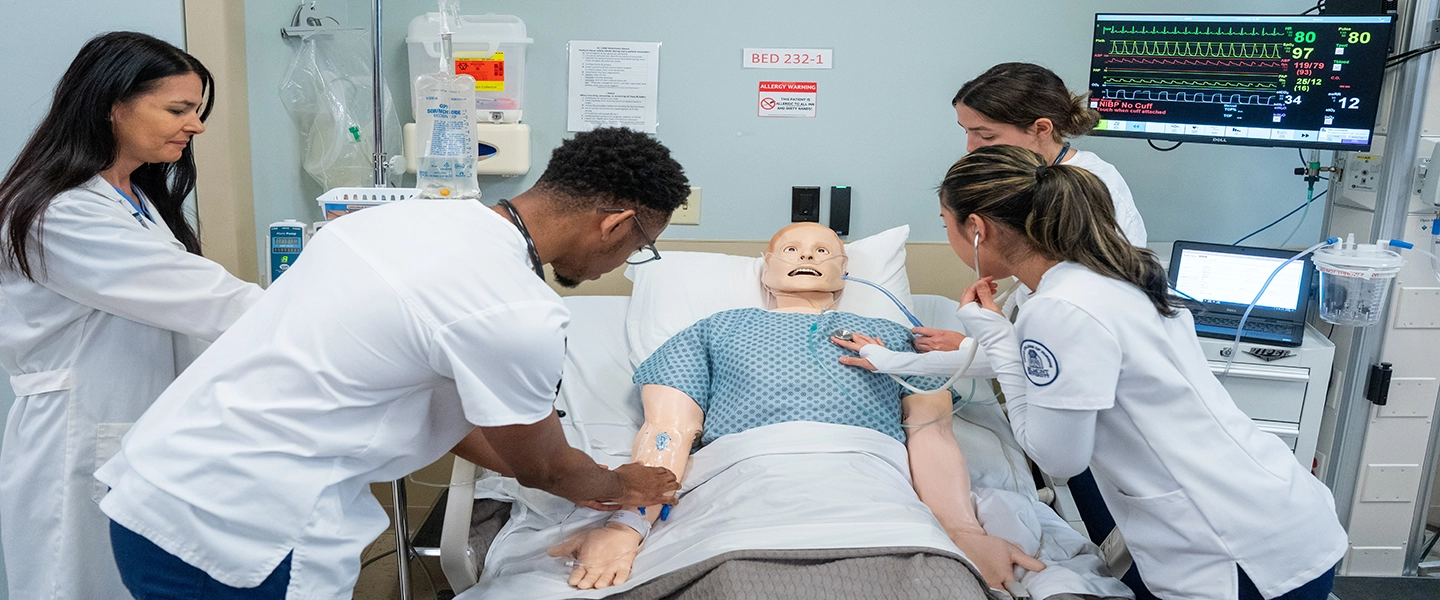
top-left (1100, 24), bottom-right (1286, 37)
top-left (1103, 57), bottom-right (1281, 68)
top-left (1109, 41), bottom-right (1286, 59)
top-left (1101, 89), bottom-right (1281, 106)
top-left (1102, 78), bottom-right (1278, 91)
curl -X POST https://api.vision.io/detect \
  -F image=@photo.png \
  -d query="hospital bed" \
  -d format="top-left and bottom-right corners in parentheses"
top-left (435, 241), bottom-right (1132, 599)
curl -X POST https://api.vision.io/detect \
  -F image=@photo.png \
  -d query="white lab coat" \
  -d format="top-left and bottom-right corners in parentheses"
top-left (0, 175), bottom-right (262, 600)
top-left (958, 262), bottom-right (1346, 599)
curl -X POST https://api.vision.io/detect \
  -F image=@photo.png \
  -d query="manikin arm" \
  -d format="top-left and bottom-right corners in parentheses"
top-left (903, 392), bottom-right (1045, 590)
top-left (903, 390), bottom-right (983, 537)
top-left (552, 385), bottom-right (704, 590)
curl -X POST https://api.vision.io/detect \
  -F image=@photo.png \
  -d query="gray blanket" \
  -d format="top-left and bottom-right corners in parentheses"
top-left (587, 547), bottom-right (992, 600)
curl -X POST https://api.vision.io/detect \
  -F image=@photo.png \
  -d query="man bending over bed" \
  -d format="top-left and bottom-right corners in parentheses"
top-left (553, 223), bottom-right (1044, 590)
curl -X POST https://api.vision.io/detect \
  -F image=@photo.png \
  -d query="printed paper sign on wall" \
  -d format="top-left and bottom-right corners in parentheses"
top-left (758, 81), bottom-right (817, 118)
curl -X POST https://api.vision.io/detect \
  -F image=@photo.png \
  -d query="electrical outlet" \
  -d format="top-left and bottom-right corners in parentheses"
top-left (672, 186), bottom-right (701, 225)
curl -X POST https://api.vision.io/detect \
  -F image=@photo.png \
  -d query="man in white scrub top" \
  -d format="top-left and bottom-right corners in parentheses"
top-left (95, 128), bottom-right (687, 599)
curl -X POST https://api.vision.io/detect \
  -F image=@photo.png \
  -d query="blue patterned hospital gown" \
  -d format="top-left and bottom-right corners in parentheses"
top-left (633, 308), bottom-right (951, 447)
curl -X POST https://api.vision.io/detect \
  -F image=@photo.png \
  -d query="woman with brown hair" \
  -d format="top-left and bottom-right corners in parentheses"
top-left (939, 145), bottom-right (1344, 600)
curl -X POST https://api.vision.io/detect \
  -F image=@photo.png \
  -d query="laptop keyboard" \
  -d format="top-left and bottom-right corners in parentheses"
top-left (1193, 313), bottom-right (1297, 335)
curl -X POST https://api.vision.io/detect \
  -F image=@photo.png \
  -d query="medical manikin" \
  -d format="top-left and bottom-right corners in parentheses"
top-left (552, 223), bottom-right (1044, 590)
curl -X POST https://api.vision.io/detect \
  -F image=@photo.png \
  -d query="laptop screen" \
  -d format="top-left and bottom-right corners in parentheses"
top-left (1172, 248), bottom-right (1306, 313)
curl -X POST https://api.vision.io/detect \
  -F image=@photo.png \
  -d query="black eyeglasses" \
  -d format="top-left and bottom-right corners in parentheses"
top-left (599, 208), bottom-right (661, 265)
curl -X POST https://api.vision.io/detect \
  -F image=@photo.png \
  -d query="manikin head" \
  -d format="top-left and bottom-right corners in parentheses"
top-left (761, 223), bottom-right (847, 312)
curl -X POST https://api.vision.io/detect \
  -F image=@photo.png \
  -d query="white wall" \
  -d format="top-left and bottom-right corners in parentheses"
top-left (0, 2), bottom-right (187, 596)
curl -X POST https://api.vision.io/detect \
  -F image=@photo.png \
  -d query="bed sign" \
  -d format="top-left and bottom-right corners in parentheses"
top-left (743, 48), bottom-right (832, 69)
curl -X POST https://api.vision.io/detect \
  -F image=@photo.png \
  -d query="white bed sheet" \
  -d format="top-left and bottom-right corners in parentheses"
top-left (462, 295), bottom-right (1131, 599)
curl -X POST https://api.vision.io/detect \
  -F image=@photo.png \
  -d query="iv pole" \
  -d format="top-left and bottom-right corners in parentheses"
top-left (367, 0), bottom-right (413, 597)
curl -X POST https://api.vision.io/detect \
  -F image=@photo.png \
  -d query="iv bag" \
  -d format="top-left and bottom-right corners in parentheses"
top-left (279, 30), bottom-right (402, 190)
top-left (414, 8), bottom-right (479, 200)
top-left (415, 70), bottom-right (480, 199)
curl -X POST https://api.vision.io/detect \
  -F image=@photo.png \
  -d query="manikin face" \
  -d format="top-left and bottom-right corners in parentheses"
top-left (761, 223), bottom-right (847, 295)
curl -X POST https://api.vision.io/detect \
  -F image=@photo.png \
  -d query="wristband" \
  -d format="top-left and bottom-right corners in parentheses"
top-left (607, 510), bottom-right (650, 538)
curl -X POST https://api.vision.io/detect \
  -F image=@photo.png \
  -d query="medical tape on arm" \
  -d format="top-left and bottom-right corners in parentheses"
top-left (607, 509), bottom-right (651, 538)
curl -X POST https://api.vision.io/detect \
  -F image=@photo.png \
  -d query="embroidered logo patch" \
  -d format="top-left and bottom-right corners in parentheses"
top-left (1020, 340), bottom-right (1059, 386)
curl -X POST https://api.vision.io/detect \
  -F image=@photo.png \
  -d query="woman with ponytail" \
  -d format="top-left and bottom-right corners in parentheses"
top-left (911, 62), bottom-right (1149, 353)
top-left (938, 145), bottom-right (1345, 599)
top-left (0, 32), bottom-right (261, 599)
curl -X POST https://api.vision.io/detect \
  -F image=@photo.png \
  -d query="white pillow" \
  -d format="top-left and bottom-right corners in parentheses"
top-left (624, 225), bottom-right (915, 367)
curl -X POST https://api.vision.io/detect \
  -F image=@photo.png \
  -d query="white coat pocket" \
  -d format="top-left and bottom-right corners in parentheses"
top-left (1112, 487), bottom-right (1229, 597)
top-left (92, 422), bottom-right (133, 503)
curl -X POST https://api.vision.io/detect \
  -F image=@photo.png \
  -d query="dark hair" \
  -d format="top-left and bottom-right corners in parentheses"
top-left (0, 31), bottom-right (213, 281)
top-left (940, 145), bottom-right (1178, 317)
top-left (952, 62), bottom-right (1098, 142)
top-left (534, 127), bottom-right (689, 220)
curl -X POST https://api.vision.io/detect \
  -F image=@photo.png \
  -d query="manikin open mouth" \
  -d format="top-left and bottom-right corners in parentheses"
top-left (788, 267), bottom-right (823, 277)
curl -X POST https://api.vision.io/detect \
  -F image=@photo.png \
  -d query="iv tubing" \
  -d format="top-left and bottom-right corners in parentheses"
top-left (1218, 238), bottom-right (1338, 384)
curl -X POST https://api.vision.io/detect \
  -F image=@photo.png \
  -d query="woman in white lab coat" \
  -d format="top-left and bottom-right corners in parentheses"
top-left (935, 145), bottom-right (1346, 599)
top-left (0, 32), bottom-right (262, 599)
top-left (912, 62), bottom-right (1148, 352)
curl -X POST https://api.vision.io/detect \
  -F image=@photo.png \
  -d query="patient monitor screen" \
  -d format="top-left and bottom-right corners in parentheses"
top-left (1088, 13), bottom-right (1393, 151)
top-left (1173, 249), bottom-right (1305, 312)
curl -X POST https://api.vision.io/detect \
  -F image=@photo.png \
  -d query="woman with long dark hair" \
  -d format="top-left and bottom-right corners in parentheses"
top-left (0, 31), bottom-right (261, 599)
top-left (938, 146), bottom-right (1344, 599)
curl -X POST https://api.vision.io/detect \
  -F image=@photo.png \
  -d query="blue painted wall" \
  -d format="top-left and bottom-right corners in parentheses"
top-left (0, 3), bottom-right (186, 595)
top-left (245, 0), bottom-right (1327, 271)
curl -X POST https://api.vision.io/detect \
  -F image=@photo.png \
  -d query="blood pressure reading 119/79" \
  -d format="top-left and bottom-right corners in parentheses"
top-left (1087, 14), bottom-right (1393, 150)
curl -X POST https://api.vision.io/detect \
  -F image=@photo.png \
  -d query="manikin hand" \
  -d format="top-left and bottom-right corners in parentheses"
top-left (549, 522), bottom-right (644, 589)
top-left (832, 333), bottom-right (884, 371)
top-left (910, 327), bottom-right (967, 352)
top-left (947, 525), bottom-right (1046, 591)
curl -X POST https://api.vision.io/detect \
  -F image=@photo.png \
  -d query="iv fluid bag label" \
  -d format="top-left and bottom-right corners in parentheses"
top-left (418, 92), bottom-right (475, 179)
top-left (455, 52), bottom-right (505, 92)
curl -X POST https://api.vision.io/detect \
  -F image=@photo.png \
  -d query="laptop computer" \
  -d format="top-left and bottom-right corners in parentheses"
top-left (1166, 241), bottom-right (1314, 348)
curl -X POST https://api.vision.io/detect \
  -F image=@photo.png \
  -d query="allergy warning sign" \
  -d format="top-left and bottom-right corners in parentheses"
top-left (758, 81), bottom-right (817, 118)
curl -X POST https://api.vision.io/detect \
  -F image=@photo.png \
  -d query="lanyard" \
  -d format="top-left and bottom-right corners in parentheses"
top-left (1052, 144), bottom-right (1071, 166)
top-left (112, 185), bottom-right (154, 227)
top-left (497, 199), bottom-right (545, 280)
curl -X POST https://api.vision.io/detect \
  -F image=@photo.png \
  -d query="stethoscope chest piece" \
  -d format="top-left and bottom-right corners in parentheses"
top-left (831, 328), bottom-right (855, 341)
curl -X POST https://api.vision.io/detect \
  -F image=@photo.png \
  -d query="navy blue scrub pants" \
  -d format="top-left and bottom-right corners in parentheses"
top-left (110, 520), bottom-right (291, 600)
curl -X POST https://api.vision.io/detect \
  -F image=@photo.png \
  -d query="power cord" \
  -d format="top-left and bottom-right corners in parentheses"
top-left (1387, 42), bottom-right (1440, 68)
top-left (1147, 140), bottom-right (1183, 152)
top-left (1234, 189), bottom-right (1328, 245)
top-left (1301, 1), bottom-right (1324, 16)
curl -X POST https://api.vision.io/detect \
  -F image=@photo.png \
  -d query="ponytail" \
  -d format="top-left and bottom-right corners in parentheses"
top-left (952, 62), bottom-right (1099, 143)
top-left (940, 145), bottom-right (1178, 317)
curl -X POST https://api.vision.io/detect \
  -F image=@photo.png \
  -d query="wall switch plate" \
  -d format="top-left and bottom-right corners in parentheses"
top-left (672, 186), bottom-right (701, 225)
top-left (792, 186), bottom-right (820, 222)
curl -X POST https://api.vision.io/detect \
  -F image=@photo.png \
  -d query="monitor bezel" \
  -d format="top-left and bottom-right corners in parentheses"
top-left (1087, 13), bottom-right (1395, 152)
